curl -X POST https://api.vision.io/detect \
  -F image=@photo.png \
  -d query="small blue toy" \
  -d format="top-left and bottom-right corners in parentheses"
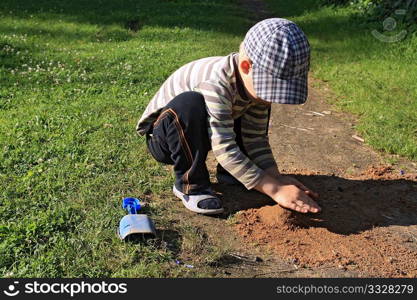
top-left (122, 197), bottom-right (142, 214)
top-left (118, 197), bottom-right (156, 240)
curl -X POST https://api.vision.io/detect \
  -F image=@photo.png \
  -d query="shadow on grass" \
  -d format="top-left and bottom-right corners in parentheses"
top-left (0, 22), bottom-right (135, 43)
top-left (0, 0), bottom-right (249, 38)
top-left (0, 41), bottom-right (33, 69)
top-left (123, 229), bottom-right (182, 256)
top-left (213, 173), bottom-right (417, 235)
top-left (269, 0), bottom-right (322, 18)
top-left (0, 0), bottom-right (251, 89)
top-left (156, 229), bottom-right (182, 256)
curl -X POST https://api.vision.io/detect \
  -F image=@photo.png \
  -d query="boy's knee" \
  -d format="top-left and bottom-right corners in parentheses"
top-left (166, 91), bottom-right (206, 118)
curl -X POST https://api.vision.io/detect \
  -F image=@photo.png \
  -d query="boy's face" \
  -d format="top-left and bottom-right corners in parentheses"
top-left (238, 57), bottom-right (271, 107)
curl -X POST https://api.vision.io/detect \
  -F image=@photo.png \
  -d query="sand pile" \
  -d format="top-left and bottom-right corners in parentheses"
top-left (235, 166), bottom-right (417, 277)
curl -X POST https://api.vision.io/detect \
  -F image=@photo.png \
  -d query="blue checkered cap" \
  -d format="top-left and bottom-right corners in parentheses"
top-left (243, 18), bottom-right (310, 104)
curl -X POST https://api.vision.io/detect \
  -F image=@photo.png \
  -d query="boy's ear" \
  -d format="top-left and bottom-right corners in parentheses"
top-left (240, 59), bottom-right (252, 75)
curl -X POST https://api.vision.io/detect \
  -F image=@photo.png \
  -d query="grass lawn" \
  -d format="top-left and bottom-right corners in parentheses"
top-left (267, 0), bottom-right (417, 161)
top-left (0, 0), bottom-right (248, 277)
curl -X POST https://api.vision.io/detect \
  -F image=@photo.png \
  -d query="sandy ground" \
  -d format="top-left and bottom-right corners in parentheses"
top-left (234, 167), bottom-right (417, 277)
top-left (196, 77), bottom-right (417, 277)
top-left (165, 75), bottom-right (417, 278)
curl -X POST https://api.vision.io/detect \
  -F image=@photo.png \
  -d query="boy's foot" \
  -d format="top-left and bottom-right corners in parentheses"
top-left (173, 185), bottom-right (224, 215)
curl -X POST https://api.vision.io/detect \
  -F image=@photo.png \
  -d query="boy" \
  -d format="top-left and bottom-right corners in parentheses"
top-left (136, 18), bottom-right (321, 215)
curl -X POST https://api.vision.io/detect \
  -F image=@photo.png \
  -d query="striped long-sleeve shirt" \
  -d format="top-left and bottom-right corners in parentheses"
top-left (136, 53), bottom-right (277, 189)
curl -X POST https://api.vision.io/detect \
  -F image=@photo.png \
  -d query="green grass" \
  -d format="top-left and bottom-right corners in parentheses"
top-left (3, 0), bottom-right (416, 278)
top-left (0, 0), bottom-right (248, 277)
top-left (267, 0), bottom-right (417, 160)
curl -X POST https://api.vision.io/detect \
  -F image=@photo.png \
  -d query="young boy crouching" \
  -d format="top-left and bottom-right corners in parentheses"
top-left (137, 18), bottom-right (321, 215)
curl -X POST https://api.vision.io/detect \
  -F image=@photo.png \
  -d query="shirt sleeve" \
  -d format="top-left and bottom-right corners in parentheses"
top-left (194, 80), bottom-right (265, 190)
top-left (241, 104), bottom-right (278, 170)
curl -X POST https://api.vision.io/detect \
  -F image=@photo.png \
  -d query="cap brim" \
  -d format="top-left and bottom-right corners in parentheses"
top-left (252, 65), bottom-right (308, 104)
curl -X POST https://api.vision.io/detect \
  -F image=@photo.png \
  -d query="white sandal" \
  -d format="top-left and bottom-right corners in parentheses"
top-left (173, 185), bottom-right (224, 215)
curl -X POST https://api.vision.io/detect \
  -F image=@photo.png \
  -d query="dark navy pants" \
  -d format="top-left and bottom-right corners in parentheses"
top-left (145, 91), bottom-right (251, 195)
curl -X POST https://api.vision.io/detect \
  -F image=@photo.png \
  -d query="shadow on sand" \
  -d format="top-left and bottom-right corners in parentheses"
top-left (212, 173), bottom-right (417, 235)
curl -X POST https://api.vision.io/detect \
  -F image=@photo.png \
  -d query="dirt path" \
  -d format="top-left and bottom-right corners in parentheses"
top-left (158, 0), bottom-right (417, 278)
top-left (202, 80), bottom-right (417, 277)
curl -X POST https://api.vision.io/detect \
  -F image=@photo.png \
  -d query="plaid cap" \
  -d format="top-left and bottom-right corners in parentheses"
top-left (243, 18), bottom-right (310, 104)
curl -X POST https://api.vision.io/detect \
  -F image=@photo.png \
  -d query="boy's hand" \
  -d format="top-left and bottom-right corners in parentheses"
top-left (272, 184), bottom-right (321, 213)
top-left (275, 175), bottom-right (320, 200)
top-left (264, 166), bottom-right (320, 200)
top-left (254, 173), bottom-right (321, 214)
